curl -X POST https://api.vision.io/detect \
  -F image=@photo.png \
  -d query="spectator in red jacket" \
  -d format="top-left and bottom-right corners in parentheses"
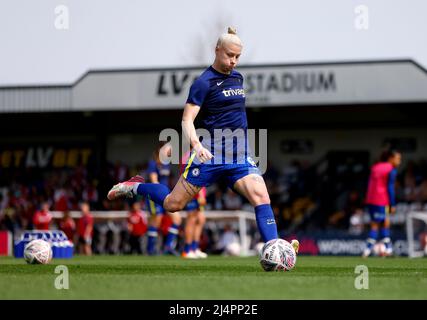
top-left (127, 201), bottom-right (147, 254)
top-left (33, 202), bottom-right (52, 230)
top-left (77, 202), bottom-right (93, 256)
top-left (59, 210), bottom-right (76, 242)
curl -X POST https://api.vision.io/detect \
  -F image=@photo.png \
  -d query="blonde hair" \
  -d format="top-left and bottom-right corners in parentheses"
top-left (216, 27), bottom-right (242, 48)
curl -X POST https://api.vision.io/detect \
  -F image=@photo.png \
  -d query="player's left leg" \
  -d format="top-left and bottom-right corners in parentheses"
top-left (233, 172), bottom-right (299, 253)
top-left (233, 173), bottom-right (278, 242)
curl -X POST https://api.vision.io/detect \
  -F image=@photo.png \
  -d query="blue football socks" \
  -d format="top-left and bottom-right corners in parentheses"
top-left (164, 223), bottom-right (179, 250)
top-left (147, 226), bottom-right (158, 255)
top-left (366, 229), bottom-right (378, 250)
top-left (380, 227), bottom-right (392, 250)
top-left (135, 183), bottom-right (170, 206)
top-left (191, 240), bottom-right (199, 251)
top-left (255, 204), bottom-right (278, 242)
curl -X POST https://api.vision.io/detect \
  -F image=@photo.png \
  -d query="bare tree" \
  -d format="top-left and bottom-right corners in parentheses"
top-left (180, 12), bottom-right (235, 65)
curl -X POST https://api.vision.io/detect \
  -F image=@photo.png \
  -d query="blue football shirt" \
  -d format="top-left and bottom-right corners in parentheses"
top-left (147, 160), bottom-right (170, 186)
top-left (186, 66), bottom-right (249, 164)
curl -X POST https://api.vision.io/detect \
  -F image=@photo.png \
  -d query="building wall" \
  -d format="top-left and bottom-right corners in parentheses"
top-left (105, 127), bottom-right (427, 169)
top-left (267, 128), bottom-right (427, 169)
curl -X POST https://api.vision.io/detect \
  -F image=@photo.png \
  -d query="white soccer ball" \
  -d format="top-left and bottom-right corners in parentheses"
top-left (24, 239), bottom-right (53, 264)
top-left (259, 239), bottom-right (297, 271)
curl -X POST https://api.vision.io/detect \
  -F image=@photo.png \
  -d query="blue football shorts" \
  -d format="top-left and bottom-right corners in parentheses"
top-left (182, 151), bottom-right (261, 188)
top-left (183, 199), bottom-right (200, 211)
top-left (367, 204), bottom-right (389, 223)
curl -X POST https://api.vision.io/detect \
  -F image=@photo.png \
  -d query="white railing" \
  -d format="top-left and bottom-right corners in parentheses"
top-left (406, 211), bottom-right (427, 258)
top-left (51, 210), bottom-right (257, 256)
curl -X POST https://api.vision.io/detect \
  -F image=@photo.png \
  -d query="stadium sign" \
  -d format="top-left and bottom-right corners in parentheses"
top-left (155, 69), bottom-right (337, 106)
top-left (1, 60), bottom-right (427, 112)
top-left (0, 146), bottom-right (93, 168)
top-left (289, 232), bottom-right (411, 256)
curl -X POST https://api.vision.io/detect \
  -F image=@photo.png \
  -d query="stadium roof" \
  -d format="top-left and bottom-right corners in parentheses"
top-left (1, 60), bottom-right (427, 113)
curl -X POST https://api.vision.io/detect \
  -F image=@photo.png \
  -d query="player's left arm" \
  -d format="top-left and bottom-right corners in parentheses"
top-left (388, 168), bottom-right (398, 213)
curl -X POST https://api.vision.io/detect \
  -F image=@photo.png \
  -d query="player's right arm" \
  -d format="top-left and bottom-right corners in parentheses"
top-left (182, 103), bottom-right (213, 163)
top-left (183, 77), bottom-right (213, 163)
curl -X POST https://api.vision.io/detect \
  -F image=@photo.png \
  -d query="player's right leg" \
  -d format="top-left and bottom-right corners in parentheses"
top-left (363, 205), bottom-right (385, 257)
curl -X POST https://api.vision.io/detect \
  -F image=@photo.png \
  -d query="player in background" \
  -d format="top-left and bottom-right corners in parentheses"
top-left (108, 27), bottom-right (299, 256)
top-left (363, 149), bottom-right (401, 257)
top-left (180, 149), bottom-right (208, 259)
top-left (77, 202), bottom-right (94, 256)
top-left (145, 143), bottom-right (182, 255)
top-left (127, 201), bottom-right (147, 254)
top-left (33, 202), bottom-right (52, 230)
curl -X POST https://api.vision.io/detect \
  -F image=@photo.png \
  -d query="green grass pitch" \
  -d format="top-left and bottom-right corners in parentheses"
top-left (1, 255), bottom-right (426, 299)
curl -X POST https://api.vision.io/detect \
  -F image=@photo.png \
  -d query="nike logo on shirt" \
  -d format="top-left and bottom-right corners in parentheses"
top-left (216, 81), bottom-right (224, 86)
